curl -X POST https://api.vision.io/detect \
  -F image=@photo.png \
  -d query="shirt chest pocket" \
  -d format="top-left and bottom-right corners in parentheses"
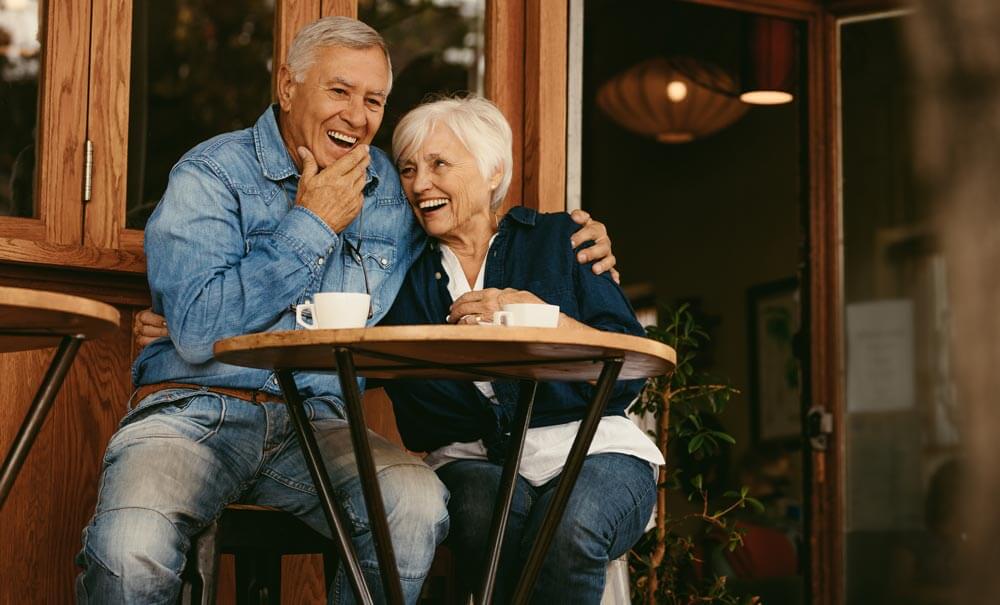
top-left (342, 233), bottom-right (396, 275)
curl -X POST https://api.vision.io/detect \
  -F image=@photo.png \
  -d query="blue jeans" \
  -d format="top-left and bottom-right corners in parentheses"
top-left (75, 388), bottom-right (449, 604)
top-left (437, 453), bottom-right (655, 605)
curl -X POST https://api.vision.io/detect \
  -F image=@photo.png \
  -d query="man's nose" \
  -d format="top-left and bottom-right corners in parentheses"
top-left (342, 95), bottom-right (365, 127)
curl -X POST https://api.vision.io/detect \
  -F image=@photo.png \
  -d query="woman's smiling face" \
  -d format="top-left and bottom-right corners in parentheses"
top-left (398, 123), bottom-right (500, 240)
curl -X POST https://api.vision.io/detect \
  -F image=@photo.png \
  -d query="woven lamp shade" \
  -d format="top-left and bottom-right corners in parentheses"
top-left (597, 57), bottom-right (748, 143)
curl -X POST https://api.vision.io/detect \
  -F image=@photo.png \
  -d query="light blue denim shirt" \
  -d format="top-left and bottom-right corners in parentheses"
top-left (133, 105), bottom-right (423, 402)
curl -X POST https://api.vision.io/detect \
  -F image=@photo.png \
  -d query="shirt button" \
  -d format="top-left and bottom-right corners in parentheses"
top-left (380, 257), bottom-right (388, 267)
top-left (434, 272), bottom-right (442, 280)
top-left (317, 257), bottom-right (325, 265)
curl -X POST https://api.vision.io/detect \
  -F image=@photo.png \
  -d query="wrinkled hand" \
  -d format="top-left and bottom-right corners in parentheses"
top-left (569, 209), bottom-right (619, 284)
top-left (134, 308), bottom-right (169, 348)
top-left (447, 288), bottom-right (544, 324)
top-left (296, 145), bottom-right (370, 233)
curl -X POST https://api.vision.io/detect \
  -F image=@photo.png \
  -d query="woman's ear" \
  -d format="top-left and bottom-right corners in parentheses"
top-left (489, 168), bottom-right (503, 191)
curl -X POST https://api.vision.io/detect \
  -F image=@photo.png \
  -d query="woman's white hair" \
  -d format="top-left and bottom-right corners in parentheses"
top-left (286, 17), bottom-right (393, 93)
top-left (392, 96), bottom-right (514, 211)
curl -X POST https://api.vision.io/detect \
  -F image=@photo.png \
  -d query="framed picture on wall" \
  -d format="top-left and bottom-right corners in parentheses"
top-left (747, 278), bottom-right (801, 442)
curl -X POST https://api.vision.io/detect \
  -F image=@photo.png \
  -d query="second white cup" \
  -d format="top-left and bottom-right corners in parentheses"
top-left (296, 292), bottom-right (371, 329)
top-left (489, 303), bottom-right (561, 328)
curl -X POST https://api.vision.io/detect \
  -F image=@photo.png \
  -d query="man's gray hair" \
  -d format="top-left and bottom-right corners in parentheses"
top-left (286, 17), bottom-right (393, 93)
top-left (392, 96), bottom-right (514, 211)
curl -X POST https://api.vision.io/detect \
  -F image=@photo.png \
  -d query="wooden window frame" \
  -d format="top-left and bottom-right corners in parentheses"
top-left (0, 0), bottom-right (100, 266)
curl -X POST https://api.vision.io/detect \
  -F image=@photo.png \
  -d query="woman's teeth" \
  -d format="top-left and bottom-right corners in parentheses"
top-left (419, 199), bottom-right (449, 210)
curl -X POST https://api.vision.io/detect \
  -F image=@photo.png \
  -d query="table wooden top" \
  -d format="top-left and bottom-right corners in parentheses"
top-left (0, 286), bottom-right (121, 353)
top-left (214, 325), bottom-right (675, 381)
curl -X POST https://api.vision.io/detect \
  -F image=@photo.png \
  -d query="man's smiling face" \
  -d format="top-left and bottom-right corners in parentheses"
top-left (277, 44), bottom-right (389, 170)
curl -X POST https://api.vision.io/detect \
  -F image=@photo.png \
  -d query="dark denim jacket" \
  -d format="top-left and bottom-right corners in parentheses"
top-left (381, 207), bottom-right (645, 457)
top-left (133, 105), bottom-right (423, 407)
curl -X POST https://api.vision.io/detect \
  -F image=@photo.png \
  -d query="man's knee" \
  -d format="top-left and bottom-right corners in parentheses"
top-left (81, 507), bottom-right (188, 580)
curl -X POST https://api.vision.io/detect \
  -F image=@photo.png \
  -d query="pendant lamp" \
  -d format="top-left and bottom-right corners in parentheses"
top-left (596, 57), bottom-right (748, 144)
top-left (741, 16), bottom-right (796, 105)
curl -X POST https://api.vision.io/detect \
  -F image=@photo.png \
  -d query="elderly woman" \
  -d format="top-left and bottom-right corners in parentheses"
top-left (381, 96), bottom-right (662, 603)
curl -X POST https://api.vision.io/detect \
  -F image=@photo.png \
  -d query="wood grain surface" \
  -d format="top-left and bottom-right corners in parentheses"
top-left (215, 325), bottom-right (675, 381)
top-left (84, 0), bottom-right (133, 252)
top-left (0, 307), bottom-right (134, 602)
top-left (0, 286), bottom-right (121, 353)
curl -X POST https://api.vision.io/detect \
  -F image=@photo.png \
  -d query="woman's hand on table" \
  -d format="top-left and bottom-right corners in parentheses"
top-left (134, 308), bottom-right (169, 347)
top-left (447, 289), bottom-right (588, 329)
top-left (569, 209), bottom-right (619, 284)
top-left (447, 288), bottom-right (542, 324)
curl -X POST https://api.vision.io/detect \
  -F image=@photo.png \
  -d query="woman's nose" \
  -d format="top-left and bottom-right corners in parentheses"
top-left (412, 169), bottom-right (431, 193)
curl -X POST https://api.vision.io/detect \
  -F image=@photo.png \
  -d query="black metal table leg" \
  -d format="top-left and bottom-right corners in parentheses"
top-left (333, 347), bottom-right (405, 605)
top-left (510, 358), bottom-right (625, 604)
top-left (0, 335), bottom-right (82, 508)
top-left (275, 370), bottom-right (375, 605)
top-left (476, 381), bottom-right (538, 605)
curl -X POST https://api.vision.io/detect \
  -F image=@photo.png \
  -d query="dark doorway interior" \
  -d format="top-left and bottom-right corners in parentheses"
top-left (581, 1), bottom-right (806, 602)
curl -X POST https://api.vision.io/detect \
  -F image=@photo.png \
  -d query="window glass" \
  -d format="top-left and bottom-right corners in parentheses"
top-left (0, 0), bottom-right (41, 218)
top-left (126, 0), bottom-right (275, 229)
top-left (358, 0), bottom-right (486, 155)
top-left (840, 15), bottom-right (960, 605)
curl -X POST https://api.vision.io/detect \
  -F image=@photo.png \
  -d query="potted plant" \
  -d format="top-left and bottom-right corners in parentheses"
top-left (628, 304), bottom-right (762, 605)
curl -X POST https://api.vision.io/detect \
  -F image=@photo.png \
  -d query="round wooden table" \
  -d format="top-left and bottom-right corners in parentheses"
top-left (215, 325), bottom-right (674, 605)
top-left (0, 286), bottom-right (120, 507)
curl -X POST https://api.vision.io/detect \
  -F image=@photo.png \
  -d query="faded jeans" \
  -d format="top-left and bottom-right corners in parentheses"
top-left (75, 388), bottom-right (449, 605)
top-left (437, 453), bottom-right (655, 605)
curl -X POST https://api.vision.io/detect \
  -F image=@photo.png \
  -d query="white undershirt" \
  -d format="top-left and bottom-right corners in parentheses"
top-left (425, 239), bottom-right (665, 509)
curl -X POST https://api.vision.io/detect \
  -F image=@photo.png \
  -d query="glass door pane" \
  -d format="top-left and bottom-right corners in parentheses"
top-left (840, 13), bottom-right (960, 605)
top-left (0, 0), bottom-right (41, 218)
top-left (358, 0), bottom-right (485, 153)
top-left (126, 0), bottom-right (275, 230)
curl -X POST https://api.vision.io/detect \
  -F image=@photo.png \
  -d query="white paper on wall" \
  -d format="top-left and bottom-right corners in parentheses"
top-left (846, 299), bottom-right (915, 413)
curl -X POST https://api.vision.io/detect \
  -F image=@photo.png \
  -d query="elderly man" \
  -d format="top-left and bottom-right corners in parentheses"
top-left (76, 16), bottom-right (617, 605)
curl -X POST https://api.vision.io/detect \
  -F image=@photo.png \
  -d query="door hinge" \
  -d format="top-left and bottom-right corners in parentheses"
top-left (806, 406), bottom-right (833, 451)
top-left (83, 139), bottom-right (93, 203)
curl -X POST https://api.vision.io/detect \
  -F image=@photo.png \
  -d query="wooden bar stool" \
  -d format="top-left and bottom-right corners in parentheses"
top-left (180, 504), bottom-right (338, 605)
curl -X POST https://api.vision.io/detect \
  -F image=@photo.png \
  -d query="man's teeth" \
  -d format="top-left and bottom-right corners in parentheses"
top-left (328, 131), bottom-right (358, 145)
top-left (419, 199), bottom-right (449, 209)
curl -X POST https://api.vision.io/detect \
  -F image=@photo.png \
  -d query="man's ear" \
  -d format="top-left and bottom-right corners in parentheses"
top-left (276, 64), bottom-right (296, 111)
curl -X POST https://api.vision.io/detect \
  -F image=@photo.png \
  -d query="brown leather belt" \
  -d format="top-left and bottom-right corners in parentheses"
top-left (132, 381), bottom-right (284, 405)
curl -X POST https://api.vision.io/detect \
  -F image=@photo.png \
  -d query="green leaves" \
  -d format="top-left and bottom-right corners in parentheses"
top-left (629, 304), bottom-right (754, 605)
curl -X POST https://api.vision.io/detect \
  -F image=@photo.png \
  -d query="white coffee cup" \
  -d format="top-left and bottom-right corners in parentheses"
top-left (486, 303), bottom-right (561, 328)
top-left (295, 292), bottom-right (371, 330)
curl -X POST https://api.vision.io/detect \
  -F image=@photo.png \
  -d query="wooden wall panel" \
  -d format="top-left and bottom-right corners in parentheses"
top-left (523, 0), bottom-right (567, 213)
top-left (0, 307), bottom-right (135, 602)
top-left (486, 0), bottom-right (526, 214)
top-left (321, 0), bottom-right (358, 17)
